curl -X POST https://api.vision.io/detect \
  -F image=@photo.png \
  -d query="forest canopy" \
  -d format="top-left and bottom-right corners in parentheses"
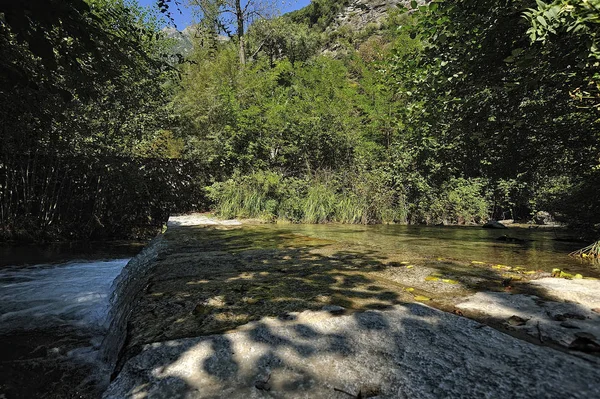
top-left (1, 0), bottom-right (599, 241)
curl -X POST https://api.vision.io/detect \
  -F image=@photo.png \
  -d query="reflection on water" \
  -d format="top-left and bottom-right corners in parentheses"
top-left (250, 224), bottom-right (600, 276)
top-left (0, 240), bottom-right (144, 268)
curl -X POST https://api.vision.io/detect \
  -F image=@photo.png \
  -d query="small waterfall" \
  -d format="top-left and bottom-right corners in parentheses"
top-left (0, 258), bottom-right (130, 335)
top-left (99, 236), bottom-right (166, 381)
top-left (0, 236), bottom-right (165, 396)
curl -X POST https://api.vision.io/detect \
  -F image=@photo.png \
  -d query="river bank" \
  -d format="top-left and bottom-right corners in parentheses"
top-left (103, 214), bottom-right (600, 398)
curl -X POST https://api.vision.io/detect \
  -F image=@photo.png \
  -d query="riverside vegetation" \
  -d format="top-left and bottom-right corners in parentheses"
top-left (1, 0), bottom-right (599, 241)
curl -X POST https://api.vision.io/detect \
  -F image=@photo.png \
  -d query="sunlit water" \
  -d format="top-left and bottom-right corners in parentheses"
top-left (0, 258), bottom-right (129, 335)
top-left (253, 224), bottom-right (600, 276)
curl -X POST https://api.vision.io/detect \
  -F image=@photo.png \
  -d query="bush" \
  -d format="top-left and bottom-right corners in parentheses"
top-left (409, 178), bottom-right (490, 225)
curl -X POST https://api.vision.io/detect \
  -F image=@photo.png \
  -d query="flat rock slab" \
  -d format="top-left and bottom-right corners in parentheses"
top-left (530, 278), bottom-right (600, 308)
top-left (457, 279), bottom-right (600, 348)
top-left (104, 304), bottom-right (600, 399)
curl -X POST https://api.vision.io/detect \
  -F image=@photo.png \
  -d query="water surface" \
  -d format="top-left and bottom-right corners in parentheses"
top-left (0, 242), bottom-right (141, 398)
top-left (249, 224), bottom-right (599, 276)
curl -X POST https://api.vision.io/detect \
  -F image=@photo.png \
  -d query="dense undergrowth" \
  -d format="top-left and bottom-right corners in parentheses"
top-left (208, 170), bottom-right (489, 225)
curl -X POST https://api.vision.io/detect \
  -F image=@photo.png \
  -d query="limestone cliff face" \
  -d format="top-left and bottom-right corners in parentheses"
top-left (325, 0), bottom-right (411, 33)
top-left (162, 26), bottom-right (195, 56)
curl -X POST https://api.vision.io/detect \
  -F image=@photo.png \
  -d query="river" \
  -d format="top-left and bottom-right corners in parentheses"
top-left (0, 225), bottom-right (597, 398)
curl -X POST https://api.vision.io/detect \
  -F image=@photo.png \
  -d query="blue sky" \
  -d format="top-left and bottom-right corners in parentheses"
top-left (137, 0), bottom-right (312, 29)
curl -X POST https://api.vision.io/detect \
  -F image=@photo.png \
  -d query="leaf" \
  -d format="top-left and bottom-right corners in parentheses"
top-left (414, 295), bottom-right (432, 301)
top-left (442, 279), bottom-right (459, 284)
top-left (411, 0), bottom-right (417, 9)
top-left (537, 15), bottom-right (547, 27)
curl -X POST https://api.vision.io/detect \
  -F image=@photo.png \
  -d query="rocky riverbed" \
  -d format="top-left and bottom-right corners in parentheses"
top-left (103, 214), bottom-right (600, 398)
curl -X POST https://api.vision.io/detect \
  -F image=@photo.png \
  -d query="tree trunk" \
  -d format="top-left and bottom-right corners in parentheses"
top-left (235, 0), bottom-right (245, 65)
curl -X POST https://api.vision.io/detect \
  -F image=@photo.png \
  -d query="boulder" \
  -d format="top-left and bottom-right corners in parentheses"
top-left (534, 211), bottom-right (554, 225)
top-left (482, 220), bottom-right (508, 229)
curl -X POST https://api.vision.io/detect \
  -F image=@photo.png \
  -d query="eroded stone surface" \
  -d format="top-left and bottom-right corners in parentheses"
top-left (457, 286), bottom-right (600, 348)
top-left (107, 216), bottom-right (600, 398)
top-left (104, 304), bottom-right (600, 399)
top-left (530, 278), bottom-right (600, 308)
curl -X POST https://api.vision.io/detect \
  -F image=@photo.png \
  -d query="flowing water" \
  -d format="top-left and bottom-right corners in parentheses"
top-left (0, 259), bottom-right (129, 333)
top-left (0, 243), bottom-right (143, 398)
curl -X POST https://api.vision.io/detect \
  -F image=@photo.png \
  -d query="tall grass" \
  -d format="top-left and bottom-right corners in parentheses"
top-left (207, 171), bottom-right (283, 220)
top-left (303, 180), bottom-right (338, 223)
top-left (207, 171), bottom-right (490, 225)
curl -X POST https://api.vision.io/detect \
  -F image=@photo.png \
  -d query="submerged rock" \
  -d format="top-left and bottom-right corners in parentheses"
top-left (496, 235), bottom-right (526, 243)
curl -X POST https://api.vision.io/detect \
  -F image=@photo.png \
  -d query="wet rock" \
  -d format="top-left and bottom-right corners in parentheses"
top-left (483, 220), bottom-right (508, 229)
top-left (322, 305), bottom-right (346, 315)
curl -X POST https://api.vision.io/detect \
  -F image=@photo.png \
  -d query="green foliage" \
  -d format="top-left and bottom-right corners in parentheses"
top-left (524, 0), bottom-right (600, 109)
top-left (384, 0), bottom-right (598, 222)
top-left (302, 175), bottom-right (338, 223)
top-left (208, 170), bottom-right (403, 225)
top-left (0, 0), bottom-right (198, 241)
top-left (287, 0), bottom-right (351, 32)
top-left (248, 18), bottom-right (320, 64)
top-left (207, 171), bottom-right (285, 220)
top-left (6, 0), bottom-right (600, 240)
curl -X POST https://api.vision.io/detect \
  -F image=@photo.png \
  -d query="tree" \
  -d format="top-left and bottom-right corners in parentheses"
top-left (248, 18), bottom-right (319, 65)
top-left (188, 0), bottom-right (277, 64)
top-left (0, 0), bottom-right (198, 241)
top-left (384, 0), bottom-right (598, 220)
top-left (524, 0), bottom-right (600, 109)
